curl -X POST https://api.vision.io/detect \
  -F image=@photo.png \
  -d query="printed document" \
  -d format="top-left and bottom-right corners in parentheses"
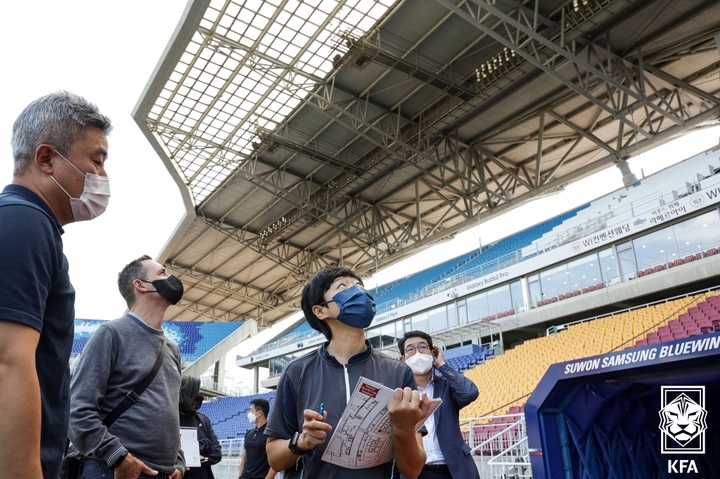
top-left (321, 376), bottom-right (441, 469)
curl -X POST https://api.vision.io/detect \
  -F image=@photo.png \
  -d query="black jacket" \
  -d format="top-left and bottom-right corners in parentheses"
top-left (180, 412), bottom-right (222, 479)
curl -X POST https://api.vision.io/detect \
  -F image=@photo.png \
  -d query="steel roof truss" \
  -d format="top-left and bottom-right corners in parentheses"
top-left (434, 0), bottom-right (690, 140)
top-left (172, 264), bottom-right (284, 308)
top-left (289, 85), bottom-right (486, 208)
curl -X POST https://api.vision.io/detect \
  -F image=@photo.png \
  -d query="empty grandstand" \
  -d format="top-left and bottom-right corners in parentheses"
top-left (112, 0), bottom-right (720, 476)
top-left (73, 319), bottom-right (244, 364)
top-left (240, 146), bottom-right (720, 377)
top-left (232, 146), bottom-right (720, 477)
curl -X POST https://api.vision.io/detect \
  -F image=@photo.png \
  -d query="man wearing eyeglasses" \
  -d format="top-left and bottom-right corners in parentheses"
top-left (399, 331), bottom-right (480, 479)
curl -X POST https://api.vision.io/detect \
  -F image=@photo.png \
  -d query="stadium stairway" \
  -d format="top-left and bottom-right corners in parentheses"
top-left (636, 294), bottom-right (720, 345)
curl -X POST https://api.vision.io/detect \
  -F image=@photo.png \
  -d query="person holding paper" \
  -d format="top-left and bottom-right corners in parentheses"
top-left (179, 376), bottom-right (222, 479)
top-left (399, 331), bottom-right (480, 479)
top-left (266, 267), bottom-right (431, 479)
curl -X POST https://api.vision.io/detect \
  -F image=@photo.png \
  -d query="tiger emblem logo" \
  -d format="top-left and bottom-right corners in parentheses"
top-left (659, 392), bottom-right (707, 447)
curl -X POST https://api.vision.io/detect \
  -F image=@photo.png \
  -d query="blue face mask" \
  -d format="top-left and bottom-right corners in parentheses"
top-left (325, 284), bottom-right (376, 329)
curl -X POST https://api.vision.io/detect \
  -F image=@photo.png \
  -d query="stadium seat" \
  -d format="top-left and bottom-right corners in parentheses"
top-left (199, 392), bottom-right (276, 440)
top-left (72, 319), bottom-right (244, 363)
top-left (372, 205), bottom-right (588, 310)
top-left (457, 294), bottom-right (710, 422)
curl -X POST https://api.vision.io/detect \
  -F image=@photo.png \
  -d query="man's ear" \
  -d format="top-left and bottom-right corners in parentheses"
top-left (312, 304), bottom-right (329, 320)
top-left (35, 144), bottom-right (56, 175)
top-left (133, 278), bottom-right (148, 293)
top-left (400, 356), bottom-right (406, 363)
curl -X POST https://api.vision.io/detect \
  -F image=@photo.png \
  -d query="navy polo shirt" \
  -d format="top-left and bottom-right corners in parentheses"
top-left (0, 184), bottom-right (75, 479)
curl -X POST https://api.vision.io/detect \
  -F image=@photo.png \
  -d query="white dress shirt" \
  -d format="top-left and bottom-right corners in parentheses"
top-left (418, 378), bottom-right (446, 465)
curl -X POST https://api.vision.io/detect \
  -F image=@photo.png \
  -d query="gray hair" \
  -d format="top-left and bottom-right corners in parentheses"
top-left (11, 91), bottom-right (113, 176)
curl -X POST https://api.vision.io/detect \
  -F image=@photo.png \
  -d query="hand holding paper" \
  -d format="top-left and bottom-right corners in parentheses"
top-left (321, 377), bottom-right (441, 469)
top-left (387, 388), bottom-right (432, 433)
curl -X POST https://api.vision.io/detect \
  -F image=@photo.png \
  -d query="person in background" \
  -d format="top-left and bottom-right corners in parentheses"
top-left (180, 376), bottom-right (222, 479)
top-left (399, 331), bottom-right (480, 479)
top-left (238, 398), bottom-right (275, 479)
top-left (0, 91), bottom-right (112, 479)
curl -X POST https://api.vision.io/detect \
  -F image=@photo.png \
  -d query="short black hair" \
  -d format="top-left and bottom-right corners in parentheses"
top-left (301, 267), bottom-right (363, 340)
top-left (117, 255), bottom-right (152, 308)
top-left (250, 398), bottom-right (270, 417)
top-left (399, 330), bottom-right (434, 356)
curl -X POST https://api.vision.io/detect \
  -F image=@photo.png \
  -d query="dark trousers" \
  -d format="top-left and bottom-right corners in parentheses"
top-left (418, 464), bottom-right (453, 479)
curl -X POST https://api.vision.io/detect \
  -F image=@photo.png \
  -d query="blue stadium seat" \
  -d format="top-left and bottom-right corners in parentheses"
top-left (198, 392), bottom-right (276, 440)
top-left (72, 319), bottom-right (244, 363)
top-left (373, 205), bottom-right (589, 308)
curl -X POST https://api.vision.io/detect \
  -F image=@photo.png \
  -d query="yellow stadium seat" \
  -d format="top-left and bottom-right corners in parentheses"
top-left (460, 291), bottom-right (715, 421)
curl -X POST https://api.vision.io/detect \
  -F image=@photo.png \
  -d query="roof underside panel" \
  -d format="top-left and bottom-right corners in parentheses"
top-left (134, 0), bottom-right (720, 322)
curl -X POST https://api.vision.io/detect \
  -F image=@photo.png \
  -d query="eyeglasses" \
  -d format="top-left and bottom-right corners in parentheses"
top-left (404, 344), bottom-right (430, 356)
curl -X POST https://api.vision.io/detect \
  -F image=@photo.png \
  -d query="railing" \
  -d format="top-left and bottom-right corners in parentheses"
top-left (218, 438), bottom-right (245, 456)
top-left (466, 413), bottom-right (529, 479)
top-left (252, 328), bottom-right (320, 355)
top-left (489, 436), bottom-right (532, 479)
top-left (211, 458), bottom-right (242, 479)
top-left (376, 172), bottom-right (718, 315)
top-left (200, 377), bottom-right (245, 396)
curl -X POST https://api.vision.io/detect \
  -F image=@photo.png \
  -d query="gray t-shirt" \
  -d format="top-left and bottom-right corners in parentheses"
top-left (69, 314), bottom-right (184, 474)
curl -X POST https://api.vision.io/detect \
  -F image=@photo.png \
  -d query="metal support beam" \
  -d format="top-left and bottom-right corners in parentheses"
top-left (433, 0), bottom-right (689, 139)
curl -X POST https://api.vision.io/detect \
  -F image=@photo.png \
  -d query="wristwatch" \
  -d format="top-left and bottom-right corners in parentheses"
top-left (109, 450), bottom-right (129, 469)
top-left (288, 431), bottom-right (311, 455)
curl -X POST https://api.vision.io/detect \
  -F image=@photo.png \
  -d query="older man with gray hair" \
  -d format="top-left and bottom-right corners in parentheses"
top-left (0, 91), bottom-right (112, 479)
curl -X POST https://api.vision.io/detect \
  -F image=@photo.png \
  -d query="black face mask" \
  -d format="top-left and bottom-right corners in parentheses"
top-left (141, 275), bottom-right (184, 305)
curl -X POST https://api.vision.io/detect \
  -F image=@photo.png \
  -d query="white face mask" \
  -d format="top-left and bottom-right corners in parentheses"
top-left (247, 411), bottom-right (257, 424)
top-left (50, 151), bottom-right (110, 222)
top-left (405, 352), bottom-right (434, 375)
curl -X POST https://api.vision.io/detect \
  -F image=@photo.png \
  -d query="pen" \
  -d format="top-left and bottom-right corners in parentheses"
top-left (313, 403), bottom-right (324, 456)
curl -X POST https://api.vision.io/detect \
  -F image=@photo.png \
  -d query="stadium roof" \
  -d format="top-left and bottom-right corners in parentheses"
top-left (133, 0), bottom-right (720, 323)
